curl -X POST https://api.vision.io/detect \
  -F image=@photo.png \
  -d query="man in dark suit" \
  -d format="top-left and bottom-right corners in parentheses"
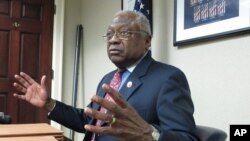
top-left (13, 10), bottom-right (198, 141)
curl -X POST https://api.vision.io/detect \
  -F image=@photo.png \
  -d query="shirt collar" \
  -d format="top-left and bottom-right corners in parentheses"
top-left (126, 50), bottom-right (148, 73)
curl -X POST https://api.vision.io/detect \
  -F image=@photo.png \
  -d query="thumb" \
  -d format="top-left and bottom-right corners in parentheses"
top-left (41, 75), bottom-right (47, 90)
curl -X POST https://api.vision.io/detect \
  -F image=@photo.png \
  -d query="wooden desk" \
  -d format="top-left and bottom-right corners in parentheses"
top-left (0, 136), bottom-right (57, 141)
top-left (0, 123), bottom-right (64, 141)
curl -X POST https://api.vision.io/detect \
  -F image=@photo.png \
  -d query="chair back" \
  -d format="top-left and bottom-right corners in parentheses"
top-left (195, 125), bottom-right (227, 141)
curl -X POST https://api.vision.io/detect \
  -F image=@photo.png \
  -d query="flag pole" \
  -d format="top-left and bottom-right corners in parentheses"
top-left (70, 24), bottom-right (83, 140)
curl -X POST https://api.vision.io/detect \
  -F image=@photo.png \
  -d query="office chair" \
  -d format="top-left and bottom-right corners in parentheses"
top-left (196, 125), bottom-right (227, 141)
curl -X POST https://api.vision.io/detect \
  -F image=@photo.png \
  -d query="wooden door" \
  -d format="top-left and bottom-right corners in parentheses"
top-left (0, 0), bottom-right (54, 123)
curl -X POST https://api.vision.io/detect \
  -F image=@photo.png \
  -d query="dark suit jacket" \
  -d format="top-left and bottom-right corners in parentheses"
top-left (48, 51), bottom-right (198, 141)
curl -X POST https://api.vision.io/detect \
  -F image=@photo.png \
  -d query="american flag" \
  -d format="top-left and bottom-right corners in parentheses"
top-left (125, 0), bottom-right (152, 31)
top-left (134, 0), bottom-right (152, 23)
top-left (133, 0), bottom-right (153, 32)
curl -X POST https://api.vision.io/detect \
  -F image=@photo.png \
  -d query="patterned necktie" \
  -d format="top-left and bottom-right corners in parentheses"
top-left (91, 70), bottom-right (122, 141)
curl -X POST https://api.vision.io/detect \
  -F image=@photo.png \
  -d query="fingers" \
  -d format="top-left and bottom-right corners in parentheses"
top-left (84, 109), bottom-right (119, 136)
top-left (13, 93), bottom-right (26, 100)
top-left (14, 72), bottom-right (33, 88)
top-left (84, 124), bottom-right (114, 136)
top-left (14, 74), bottom-right (29, 88)
top-left (13, 72), bottom-right (47, 92)
top-left (84, 107), bottom-right (114, 125)
top-left (13, 82), bottom-right (27, 93)
top-left (13, 72), bottom-right (36, 94)
top-left (91, 95), bottom-right (124, 117)
top-left (20, 72), bottom-right (36, 85)
top-left (90, 83), bottom-right (134, 117)
top-left (102, 84), bottom-right (128, 109)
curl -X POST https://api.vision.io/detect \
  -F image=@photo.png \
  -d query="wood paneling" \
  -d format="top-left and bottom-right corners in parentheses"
top-left (0, 0), bottom-right (54, 124)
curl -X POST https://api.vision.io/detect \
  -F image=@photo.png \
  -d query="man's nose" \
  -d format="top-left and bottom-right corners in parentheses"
top-left (109, 33), bottom-right (121, 42)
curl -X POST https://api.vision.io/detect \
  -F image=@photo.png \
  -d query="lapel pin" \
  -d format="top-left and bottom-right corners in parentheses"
top-left (127, 81), bottom-right (132, 88)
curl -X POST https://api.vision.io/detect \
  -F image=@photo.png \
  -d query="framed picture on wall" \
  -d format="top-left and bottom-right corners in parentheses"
top-left (121, 0), bottom-right (153, 32)
top-left (174, 0), bottom-right (250, 46)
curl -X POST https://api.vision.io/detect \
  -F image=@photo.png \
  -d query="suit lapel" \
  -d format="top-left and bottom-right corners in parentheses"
top-left (119, 77), bottom-right (141, 100)
top-left (120, 51), bottom-right (153, 101)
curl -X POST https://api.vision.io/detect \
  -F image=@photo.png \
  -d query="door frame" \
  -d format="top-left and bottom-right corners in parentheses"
top-left (51, 0), bottom-right (65, 129)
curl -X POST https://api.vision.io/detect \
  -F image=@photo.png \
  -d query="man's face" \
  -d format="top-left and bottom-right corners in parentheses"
top-left (105, 13), bottom-right (151, 69)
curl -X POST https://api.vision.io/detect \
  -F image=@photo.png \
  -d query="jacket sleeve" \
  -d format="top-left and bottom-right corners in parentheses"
top-left (48, 101), bottom-right (91, 133)
top-left (157, 70), bottom-right (198, 141)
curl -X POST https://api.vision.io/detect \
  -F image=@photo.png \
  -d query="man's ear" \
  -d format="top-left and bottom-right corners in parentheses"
top-left (145, 36), bottom-right (152, 50)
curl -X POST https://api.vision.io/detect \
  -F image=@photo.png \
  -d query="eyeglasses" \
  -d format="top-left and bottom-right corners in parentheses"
top-left (102, 30), bottom-right (148, 41)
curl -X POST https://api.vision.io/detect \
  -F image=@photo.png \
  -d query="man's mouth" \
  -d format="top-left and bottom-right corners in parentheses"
top-left (109, 48), bottom-right (121, 55)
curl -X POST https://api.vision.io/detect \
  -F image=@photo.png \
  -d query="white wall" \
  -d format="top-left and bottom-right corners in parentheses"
top-left (53, 0), bottom-right (121, 140)
top-left (153, 2), bottom-right (250, 141)
top-left (81, 0), bottom-right (121, 107)
top-left (53, 0), bottom-right (250, 141)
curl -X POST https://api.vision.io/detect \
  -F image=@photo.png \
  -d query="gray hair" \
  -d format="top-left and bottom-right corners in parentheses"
top-left (114, 10), bottom-right (152, 36)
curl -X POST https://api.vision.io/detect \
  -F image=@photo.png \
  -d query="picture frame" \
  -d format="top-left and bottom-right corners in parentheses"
top-left (121, 0), bottom-right (153, 32)
top-left (121, 0), bottom-right (137, 10)
top-left (174, 0), bottom-right (250, 46)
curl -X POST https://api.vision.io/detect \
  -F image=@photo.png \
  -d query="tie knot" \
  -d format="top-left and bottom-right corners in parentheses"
top-left (117, 68), bottom-right (126, 73)
top-left (116, 69), bottom-right (125, 76)
top-left (113, 71), bottom-right (121, 79)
